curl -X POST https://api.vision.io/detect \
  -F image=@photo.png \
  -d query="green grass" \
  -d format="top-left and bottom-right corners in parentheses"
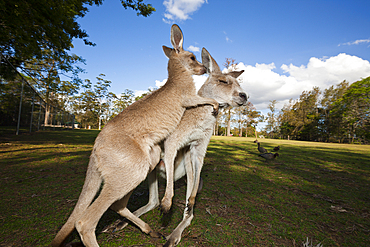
top-left (0, 130), bottom-right (369, 246)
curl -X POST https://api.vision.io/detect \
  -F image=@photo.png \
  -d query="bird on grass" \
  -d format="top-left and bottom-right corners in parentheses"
top-left (259, 152), bottom-right (279, 160)
top-left (273, 146), bottom-right (280, 152)
top-left (256, 142), bottom-right (267, 153)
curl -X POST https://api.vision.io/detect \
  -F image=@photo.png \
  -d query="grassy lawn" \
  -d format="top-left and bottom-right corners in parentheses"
top-left (0, 129), bottom-right (369, 246)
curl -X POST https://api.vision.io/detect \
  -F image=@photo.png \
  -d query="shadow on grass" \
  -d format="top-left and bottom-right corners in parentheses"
top-left (202, 137), bottom-right (370, 246)
top-left (1, 132), bottom-right (369, 246)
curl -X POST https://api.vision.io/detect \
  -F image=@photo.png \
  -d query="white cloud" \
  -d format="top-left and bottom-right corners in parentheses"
top-left (339, 39), bottom-right (370, 46)
top-left (155, 78), bottom-right (167, 88)
top-left (231, 53), bottom-right (370, 110)
top-left (134, 90), bottom-right (148, 97)
top-left (224, 31), bottom-right (232, 43)
top-left (192, 74), bottom-right (208, 91)
top-left (163, 0), bottom-right (207, 23)
top-left (188, 45), bottom-right (200, 53)
top-left (155, 75), bottom-right (207, 91)
top-left (150, 53), bottom-right (370, 120)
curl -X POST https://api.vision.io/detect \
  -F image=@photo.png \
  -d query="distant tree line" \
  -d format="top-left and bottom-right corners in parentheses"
top-left (263, 77), bottom-right (370, 144)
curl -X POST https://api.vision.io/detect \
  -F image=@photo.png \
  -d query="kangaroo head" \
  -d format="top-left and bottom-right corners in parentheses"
top-left (163, 24), bottom-right (206, 76)
top-left (198, 48), bottom-right (248, 108)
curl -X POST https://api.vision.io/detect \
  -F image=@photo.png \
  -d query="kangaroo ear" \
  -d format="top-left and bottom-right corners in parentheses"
top-left (228, 70), bottom-right (244, 78)
top-left (170, 24), bottom-right (183, 53)
top-left (163, 46), bottom-right (173, 58)
top-left (202, 47), bottom-right (221, 74)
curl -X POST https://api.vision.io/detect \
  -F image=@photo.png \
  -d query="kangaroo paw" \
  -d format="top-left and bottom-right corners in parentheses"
top-left (148, 230), bottom-right (165, 239)
top-left (163, 236), bottom-right (180, 247)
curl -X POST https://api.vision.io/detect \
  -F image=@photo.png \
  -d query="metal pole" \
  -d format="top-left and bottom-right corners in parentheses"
top-left (43, 102), bottom-right (46, 130)
top-left (37, 98), bottom-right (42, 131)
top-left (72, 115), bottom-right (75, 130)
top-left (16, 80), bottom-right (25, 135)
top-left (53, 108), bottom-right (55, 131)
top-left (29, 91), bottom-right (35, 133)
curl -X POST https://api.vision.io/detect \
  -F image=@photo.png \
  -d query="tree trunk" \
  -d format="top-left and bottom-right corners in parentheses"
top-left (226, 108), bottom-right (231, 136)
top-left (227, 120), bottom-right (231, 136)
top-left (255, 127), bottom-right (257, 139)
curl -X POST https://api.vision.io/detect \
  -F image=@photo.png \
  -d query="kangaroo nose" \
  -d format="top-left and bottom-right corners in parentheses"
top-left (239, 92), bottom-right (248, 100)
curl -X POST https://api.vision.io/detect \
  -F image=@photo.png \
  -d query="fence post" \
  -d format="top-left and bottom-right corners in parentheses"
top-left (29, 91), bottom-right (35, 133)
top-left (52, 107), bottom-right (55, 131)
top-left (16, 79), bottom-right (25, 135)
top-left (43, 102), bottom-right (46, 130)
top-left (63, 111), bottom-right (65, 128)
top-left (37, 98), bottom-right (42, 131)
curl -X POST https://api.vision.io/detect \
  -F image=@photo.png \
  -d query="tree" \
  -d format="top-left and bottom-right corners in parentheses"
top-left (21, 48), bottom-right (85, 125)
top-left (92, 74), bottom-right (115, 129)
top-left (111, 89), bottom-right (134, 118)
top-left (234, 105), bottom-right (245, 137)
top-left (265, 100), bottom-right (278, 138)
top-left (225, 106), bottom-right (233, 136)
top-left (0, 0), bottom-right (155, 79)
top-left (73, 74), bottom-right (115, 129)
top-left (246, 105), bottom-right (263, 138)
top-left (222, 57), bottom-right (239, 136)
top-left (278, 98), bottom-right (296, 140)
top-left (134, 87), bottom-right (157, 102)
top-left (320, 81), bottom-right (349, 142)
top-left (332, 77), bottom-right (370, 143)
top-left (233, 102), bottom-right (261, 137)
top-left (223, 58), bottom-right (237, 71)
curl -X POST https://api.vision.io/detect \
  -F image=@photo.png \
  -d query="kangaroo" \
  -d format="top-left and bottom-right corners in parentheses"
top-left (51, 24), bottom-right (218, 247)
top-left (105, 48), bottom-right (248, 247)
top-left (160, 48), bottom-right (248, 213)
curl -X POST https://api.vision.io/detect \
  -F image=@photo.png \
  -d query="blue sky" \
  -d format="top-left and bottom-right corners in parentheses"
top-left (70, 0), bottom-right (370, 118)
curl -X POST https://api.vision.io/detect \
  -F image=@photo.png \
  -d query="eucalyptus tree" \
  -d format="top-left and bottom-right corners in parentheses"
top-left (320, 81), bottom-right (349, 142)
top-left (234, 101), bottom-right (261, 137)
top-left (265, 100), bottom-right (278, 138)
top-left (332, 77), bottom-right (370, 143)
top-left (73, 74), bottom-right (116, 129)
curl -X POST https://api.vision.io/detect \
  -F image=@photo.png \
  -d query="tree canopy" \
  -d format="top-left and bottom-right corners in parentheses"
top-left (0, 0), bottom-right (155, 79)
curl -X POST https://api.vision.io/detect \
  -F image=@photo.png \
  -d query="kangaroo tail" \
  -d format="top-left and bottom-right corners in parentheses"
top-left (51, 155), bottom-right (102, 247)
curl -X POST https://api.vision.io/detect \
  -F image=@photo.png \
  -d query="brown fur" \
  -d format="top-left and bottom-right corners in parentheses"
top-left (51, 25), bottom-right (218, 247)
top-left (104, 48), bottom-right (248, 247)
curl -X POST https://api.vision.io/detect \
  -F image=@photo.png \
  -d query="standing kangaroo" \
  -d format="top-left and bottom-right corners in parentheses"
top-left (105, 48), bottom-right (248, 247)
top-left (51, 24), bottom-right (218, 247)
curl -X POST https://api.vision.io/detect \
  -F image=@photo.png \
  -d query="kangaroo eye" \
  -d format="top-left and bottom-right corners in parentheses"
top-left (219, 80), bottom-right (228, 84)
top-left (190, 56), bottom-right (195, 61)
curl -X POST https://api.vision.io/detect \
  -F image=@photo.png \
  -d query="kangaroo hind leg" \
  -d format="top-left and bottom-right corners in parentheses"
top-left (51, 156), bottom-right (102, 247)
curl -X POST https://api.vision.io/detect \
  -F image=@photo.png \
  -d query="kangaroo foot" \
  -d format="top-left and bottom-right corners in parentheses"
top-left (163, 236), bottom-right (180, 247)
top-left (149, 230), bottom-right (165, 239)
top-left (160, 197), bottom-right (173, 213)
